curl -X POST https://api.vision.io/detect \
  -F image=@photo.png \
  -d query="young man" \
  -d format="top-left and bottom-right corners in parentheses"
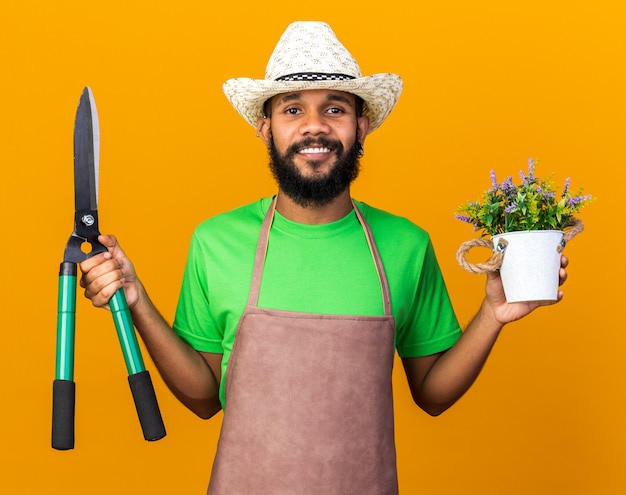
top-left (80, 21), bottom-right (568, 495)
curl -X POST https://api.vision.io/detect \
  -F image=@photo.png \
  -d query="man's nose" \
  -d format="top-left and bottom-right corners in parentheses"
top-left (300, 111), bottom-right (330, 135)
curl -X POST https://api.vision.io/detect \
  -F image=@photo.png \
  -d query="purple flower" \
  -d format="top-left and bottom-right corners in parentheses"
top-left (527, 158), bottom-right (535, 178)
top-left (562, 177), bottom-right (571, 196)
top-left (568, 194), bottom-right (592, 207)
top-left (537, 186), bottom-right (554, 199)
top-left (455, 214), bottom-right (473, 224)
top-left (489, 170), bottom-right (498, 191)
top-left (501, 176), bottom-right (516, 195)
top-left (504, 203), bottom-right (517, 213)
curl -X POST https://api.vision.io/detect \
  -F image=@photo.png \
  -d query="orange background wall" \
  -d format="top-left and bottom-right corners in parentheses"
top-left (1, 1), bottom-right (624, 493)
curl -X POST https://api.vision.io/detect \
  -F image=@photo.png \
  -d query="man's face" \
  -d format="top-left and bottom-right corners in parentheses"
top-left (258, 89), bottom-right (370, 207)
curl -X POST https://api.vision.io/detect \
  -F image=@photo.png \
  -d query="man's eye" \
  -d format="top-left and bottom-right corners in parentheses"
top-left (285, 107), bottom-right (300, 115)
top-left (327, 107), bottom-right (344, 114)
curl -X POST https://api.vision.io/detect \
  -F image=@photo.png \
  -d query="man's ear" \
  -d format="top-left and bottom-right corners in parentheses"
top-left (256, 117), bottom-right (271, 146)
top-left (357, 115), bottom-right (370, 144)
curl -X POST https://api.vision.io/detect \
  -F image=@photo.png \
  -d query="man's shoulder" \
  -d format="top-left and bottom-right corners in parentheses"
top-left (354, 199), bottom-right (430, 242)
top-left (194, 197), bottom-right (271, 237)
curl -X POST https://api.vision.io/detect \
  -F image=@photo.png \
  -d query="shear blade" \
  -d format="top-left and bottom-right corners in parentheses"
top-left (73, 87), bottom-right (100, 213)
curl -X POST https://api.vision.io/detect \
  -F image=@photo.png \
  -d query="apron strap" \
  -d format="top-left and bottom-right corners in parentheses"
top-left (247, 197), bottom-right (277, 308)
top-left (351, 199), bottom-right (393, 317)
top-left (247, 196), bottom-right (392, 317)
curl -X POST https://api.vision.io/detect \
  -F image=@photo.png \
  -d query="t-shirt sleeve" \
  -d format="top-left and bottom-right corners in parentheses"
top-left (173, 231), bottom-right (225, 353)
top-left (396, 239), bottom-right (462, 358)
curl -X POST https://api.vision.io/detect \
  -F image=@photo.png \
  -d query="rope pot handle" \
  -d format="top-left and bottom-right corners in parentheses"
top-left (455, 218), bottom-right (584, 274)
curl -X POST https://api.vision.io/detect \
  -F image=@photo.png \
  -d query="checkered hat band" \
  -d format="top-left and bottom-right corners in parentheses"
top-left (275, 72), bottom-right (356, 82)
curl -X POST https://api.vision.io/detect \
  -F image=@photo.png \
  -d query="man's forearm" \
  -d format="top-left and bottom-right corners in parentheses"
top-left (409, 302), bottom-right (504, 416)
top-left (129, 282), bottom-right (222, 419)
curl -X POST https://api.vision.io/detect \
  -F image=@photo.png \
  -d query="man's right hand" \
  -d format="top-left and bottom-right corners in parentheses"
top-left (80, 234), bottom-right (140, 310)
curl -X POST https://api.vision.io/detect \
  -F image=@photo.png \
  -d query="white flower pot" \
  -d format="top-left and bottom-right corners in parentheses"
top-left (492, 230), bottom-right (564, 303)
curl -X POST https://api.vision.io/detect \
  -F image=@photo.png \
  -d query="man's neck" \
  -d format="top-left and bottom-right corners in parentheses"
top-left (275, 190), bottom-right (353, 224)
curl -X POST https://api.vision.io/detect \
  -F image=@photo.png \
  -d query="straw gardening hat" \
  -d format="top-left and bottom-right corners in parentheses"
top-left (223, 21), bottom-right (403, 133)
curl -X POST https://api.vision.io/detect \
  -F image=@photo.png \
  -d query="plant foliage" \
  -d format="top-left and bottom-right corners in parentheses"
top-left (455, 158), bottom-right (594, 237)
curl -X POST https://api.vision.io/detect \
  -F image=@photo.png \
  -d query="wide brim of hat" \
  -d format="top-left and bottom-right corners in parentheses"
top-left (223, 73), bottom-right (403, 134)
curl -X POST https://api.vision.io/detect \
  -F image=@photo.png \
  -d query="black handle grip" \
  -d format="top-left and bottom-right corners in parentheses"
top-left (52, 379), bottom-right (76, 450)
top-left (128, 370), bottom-right (166, 441)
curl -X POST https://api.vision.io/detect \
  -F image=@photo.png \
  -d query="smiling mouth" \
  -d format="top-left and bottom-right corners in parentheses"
top-left (298, 147), bottom-right (332, 154)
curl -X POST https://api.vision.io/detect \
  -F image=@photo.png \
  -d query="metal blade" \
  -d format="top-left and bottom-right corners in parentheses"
top-left (73, 87), bottom-right (100, 212)
top-left (64, 86), bottom-right (106, 263)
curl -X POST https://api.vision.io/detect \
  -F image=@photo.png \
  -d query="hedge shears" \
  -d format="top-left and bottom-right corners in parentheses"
top-left (52, 87), bottom-right (166, 450)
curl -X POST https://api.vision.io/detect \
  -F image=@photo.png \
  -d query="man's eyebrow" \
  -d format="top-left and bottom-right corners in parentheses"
top-left (276, 92), bottom-right (354, 106)
top-left (326, 93), bottom-right (353, 106)
top-left (278, 93), bottom-right (303, 104)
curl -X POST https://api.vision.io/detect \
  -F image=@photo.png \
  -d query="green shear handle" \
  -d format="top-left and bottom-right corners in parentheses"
top-left (109, 288), bottom-right (165, 441)
top-left (52, 262), bottom-right (77, 450)
top-left (52, 262), bottom-right (166, 450)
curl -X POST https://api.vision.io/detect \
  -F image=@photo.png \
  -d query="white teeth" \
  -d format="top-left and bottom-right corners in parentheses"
top-left (299, 147), bottom-right (331, 154)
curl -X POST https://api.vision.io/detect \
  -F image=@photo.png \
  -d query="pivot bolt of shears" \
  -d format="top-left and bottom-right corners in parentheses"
top-left (81, 214), bottom-right (95, 227)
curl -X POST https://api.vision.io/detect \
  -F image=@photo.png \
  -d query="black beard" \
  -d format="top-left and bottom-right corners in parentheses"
top-left (268, 136), bottom-right (361, 208)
